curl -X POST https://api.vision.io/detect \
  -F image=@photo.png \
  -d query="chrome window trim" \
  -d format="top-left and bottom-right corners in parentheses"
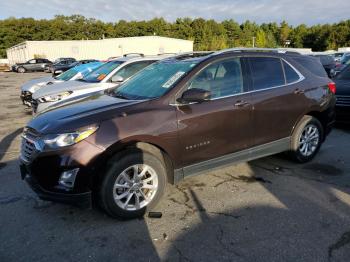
top-left (170, 57), bottom-right (305, 106)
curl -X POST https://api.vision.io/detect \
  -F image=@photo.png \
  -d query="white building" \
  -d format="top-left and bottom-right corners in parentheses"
top-left (6, 36), bottom-right (193, 65)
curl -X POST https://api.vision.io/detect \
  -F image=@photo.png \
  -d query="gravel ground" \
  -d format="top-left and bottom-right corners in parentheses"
top-left (0, 72), bottom-right (350, 262)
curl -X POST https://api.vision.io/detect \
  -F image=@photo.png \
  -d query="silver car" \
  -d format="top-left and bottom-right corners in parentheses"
top-left (20, 62), bottom-right (103, 107)
top-left (32, 55), bottom-right (172, 114)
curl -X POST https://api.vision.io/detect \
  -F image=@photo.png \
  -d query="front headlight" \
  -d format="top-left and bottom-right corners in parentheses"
top-left (38, 91), bottom-right (72, 103)
top-left (42, 126), bottom-right (98, 149)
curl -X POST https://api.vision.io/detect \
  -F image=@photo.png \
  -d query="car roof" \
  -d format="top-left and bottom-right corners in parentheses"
top-left (110, 54), bottom-right (174, 63)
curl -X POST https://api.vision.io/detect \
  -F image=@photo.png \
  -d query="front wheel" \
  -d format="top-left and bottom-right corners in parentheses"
top-left (17, 67), bottom-right (26, 73)
top-left (290, 116), bottom-right (323, 163)
top-left (99, 151), bottom-right (167, 219)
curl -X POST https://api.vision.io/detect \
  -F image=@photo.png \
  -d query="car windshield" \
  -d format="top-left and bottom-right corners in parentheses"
top-left (82, 61), bottom-right (123, 83)
top-left (112, 60), bottom-right (199, 100)
top-left (55, 67), bottom-right (79, 81)
top-left (335, 65), bottom-right (350, 80)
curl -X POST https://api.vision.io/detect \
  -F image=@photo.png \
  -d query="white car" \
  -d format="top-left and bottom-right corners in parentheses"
top-left (20, 62), bottom-right (103, 107)
top-left (32, 55), bottom-right (172, 114)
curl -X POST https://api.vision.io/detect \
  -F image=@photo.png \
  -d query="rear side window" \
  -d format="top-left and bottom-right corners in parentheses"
top-left (249, 57), bottom-right (285, 90)
top-left (283, 61), bottom-right (300, 83)
top-left (293, 57), bottom-right (327, 77)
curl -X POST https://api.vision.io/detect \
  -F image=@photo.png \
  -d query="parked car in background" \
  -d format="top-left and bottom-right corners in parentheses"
top-left (20, 62), bottom-right (103, 107)
top-left (333, 64), bottom-right (350, 123)
top-left (12, 59), bottom-right (52, 73)
top-left (20, 49), bottom-right (336, 219)
top-left (334, 52), bottom-right (345, 62)
top-left (32, 54), bottom-right (172, 114)
top-left (49, 58), bottom-right (78, 75)
top-left (335, 54), bottom-right (350, 74)
top-left (44, 58), bottom-right (76, 72)
top-left (310, 54), bottom-right (336, 78)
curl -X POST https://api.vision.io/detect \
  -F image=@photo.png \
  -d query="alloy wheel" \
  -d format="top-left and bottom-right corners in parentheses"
top-left (113, 164), bottom-right (158, 211)
top-left (298, 124), bottom-right (320, 157)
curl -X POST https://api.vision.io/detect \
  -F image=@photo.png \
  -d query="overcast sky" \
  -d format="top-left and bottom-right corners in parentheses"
top-left (1, 0), bottom-right (349, 25)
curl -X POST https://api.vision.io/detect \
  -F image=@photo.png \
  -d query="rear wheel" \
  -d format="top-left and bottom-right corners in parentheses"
top-left (99, 151), bottom-right (167, 219)
top-left (290, 116), bottom-right (323, 163)
top-left (17, 67), bottom-right (26, 73)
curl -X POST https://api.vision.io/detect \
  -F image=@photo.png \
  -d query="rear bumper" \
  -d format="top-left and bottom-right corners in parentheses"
top-left (20, 163), bottom-right (92, 208)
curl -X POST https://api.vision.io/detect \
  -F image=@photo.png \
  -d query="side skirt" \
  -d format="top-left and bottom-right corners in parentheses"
top-left (173, 137), bottom-right (291, 184)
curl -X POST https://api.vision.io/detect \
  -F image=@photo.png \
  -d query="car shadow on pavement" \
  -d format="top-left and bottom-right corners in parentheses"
top-left (161, 155), bottom-right (350, 262)
top-left (0, 128), bottom-right (23, 163)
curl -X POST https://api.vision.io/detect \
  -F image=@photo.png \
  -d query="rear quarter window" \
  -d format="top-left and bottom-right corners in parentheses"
top-left (293, 56), bottom-right (328, 78)
top-left (283, 60), bottom-right (301, 83)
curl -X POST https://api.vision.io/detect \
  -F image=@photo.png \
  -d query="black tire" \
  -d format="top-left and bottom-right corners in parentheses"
top-left (99, 151), bottom-right (167, 219)
top-left (17, 67), bottom-right (26, 73)
top-left (290, 115), bottom-right (323, 163)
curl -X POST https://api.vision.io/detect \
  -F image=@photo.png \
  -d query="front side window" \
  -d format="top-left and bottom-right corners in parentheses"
top-left (185, 57), bottom-right (243, 99)
top-left (83, 61), bottom-right (123, 83)
top-left (249, 57), bottom-right (285, 90)
top-left (28, 59), bottom-right (36, 64)
top-left (112, 60), bottom-right (199, 100)
top-left (112, 61), bottom-right (154, 80)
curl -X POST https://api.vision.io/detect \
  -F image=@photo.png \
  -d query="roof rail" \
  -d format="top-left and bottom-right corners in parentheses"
top-left (123, 53), bottom-right (145, 57)
top-left (172, 51), bottom-right (214, 60)
top-left (216, 48), bottom-right (303, 55)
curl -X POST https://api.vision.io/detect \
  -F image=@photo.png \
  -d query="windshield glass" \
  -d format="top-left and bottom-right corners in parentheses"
top-left (112, 60), bottom-right (199, 100)
top-left (55, 67), bottom-right (79, 81)
top-left (82, 61), bottom-right (123, 83)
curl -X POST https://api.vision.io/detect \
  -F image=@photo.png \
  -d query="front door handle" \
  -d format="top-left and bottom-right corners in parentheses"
top-left (234, 100), bottom-right (250, 107)
top-left (294, 88), bottom-right (305, 95)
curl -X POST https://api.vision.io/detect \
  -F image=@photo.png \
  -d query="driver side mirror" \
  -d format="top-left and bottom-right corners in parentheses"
top-left (177, 88), bottom-right (211, 104)
top-left (111, 75), bottom-right (124, 83)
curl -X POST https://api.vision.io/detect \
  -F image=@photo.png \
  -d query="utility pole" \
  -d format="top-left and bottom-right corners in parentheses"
top-left (252, 37), bottom-right (256, 48)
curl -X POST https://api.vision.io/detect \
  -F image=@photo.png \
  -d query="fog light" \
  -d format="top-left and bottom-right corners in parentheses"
top-left (58, 168), bottom-right (79, 189)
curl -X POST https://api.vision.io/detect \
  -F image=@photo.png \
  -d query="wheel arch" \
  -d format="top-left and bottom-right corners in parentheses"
top-left (93, 140), bottom-right (176, 186)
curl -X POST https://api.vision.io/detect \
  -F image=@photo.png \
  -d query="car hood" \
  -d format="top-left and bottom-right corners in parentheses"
top-left (334, 79), bottom-right (350, 96)
top-left (28, 94), bottom-right (145, 134)
top-left (21, 76), bottom-right (55, 92)
top-left (33, 80), bottom-right (99, 99)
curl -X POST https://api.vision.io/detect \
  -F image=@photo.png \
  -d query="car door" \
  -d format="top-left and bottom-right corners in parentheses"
top-left (26, 59), bottom-right (37, 71)
top-left (175, 57), bottom-right (253, 168)
top-left (246, 56), bottom-right (306, 146)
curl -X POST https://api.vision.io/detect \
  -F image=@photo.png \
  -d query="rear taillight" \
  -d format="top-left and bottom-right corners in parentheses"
top-left (328, 82), bottom-right (336, 94)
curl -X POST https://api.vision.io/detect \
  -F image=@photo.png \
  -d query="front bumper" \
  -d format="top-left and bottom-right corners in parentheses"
top-left (19, 133), bottom-right (105, 208)
top-left (21, 166), bottom-right (92, 208)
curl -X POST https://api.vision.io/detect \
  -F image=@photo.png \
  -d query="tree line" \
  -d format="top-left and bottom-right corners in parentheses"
top-left (1, 15), bottom-right (350, 58)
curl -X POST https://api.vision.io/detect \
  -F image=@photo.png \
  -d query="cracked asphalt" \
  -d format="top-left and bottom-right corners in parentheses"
top-left (0, 72), bottom-right (350, 262)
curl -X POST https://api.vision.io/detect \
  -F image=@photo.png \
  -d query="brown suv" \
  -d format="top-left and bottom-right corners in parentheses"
top-left (20, 49), bottom-right (336, 219)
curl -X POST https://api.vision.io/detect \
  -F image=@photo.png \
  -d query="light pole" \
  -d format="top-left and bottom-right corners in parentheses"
top-left (252, 37), bottom-right (256, 48)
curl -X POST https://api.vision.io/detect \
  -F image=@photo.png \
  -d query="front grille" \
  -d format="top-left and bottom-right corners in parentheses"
top-left (336, 95), bottom-right (350, 106)
top-left (20, 128), bottom-right (41, 164)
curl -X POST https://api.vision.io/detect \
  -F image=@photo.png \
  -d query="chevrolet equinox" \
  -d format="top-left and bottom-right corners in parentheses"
top-left (20, 49), bottom-right (336, 219)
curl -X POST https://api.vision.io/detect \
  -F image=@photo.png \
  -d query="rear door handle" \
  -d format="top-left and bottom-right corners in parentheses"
top-left (234, 100), bottom-right (250, 107)
top-left (294, 89), bottom-right (305, 95)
